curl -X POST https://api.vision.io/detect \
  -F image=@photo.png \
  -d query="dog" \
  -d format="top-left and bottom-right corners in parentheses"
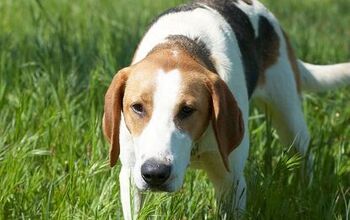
top-left (103, 0), bottom-right (350, 218)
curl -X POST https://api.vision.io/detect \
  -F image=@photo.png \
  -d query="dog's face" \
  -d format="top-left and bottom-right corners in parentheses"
top-left (103, 49), bottom-right (244, 192)
top-left (124, 63), bottom-right (212, 191)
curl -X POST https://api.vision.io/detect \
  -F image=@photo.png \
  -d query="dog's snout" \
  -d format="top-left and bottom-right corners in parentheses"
top-left (141, 160), bottom-right (171, 186)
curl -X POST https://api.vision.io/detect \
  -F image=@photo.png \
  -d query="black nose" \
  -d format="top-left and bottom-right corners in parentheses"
top-left (141, 160), bottom-right (171, 186)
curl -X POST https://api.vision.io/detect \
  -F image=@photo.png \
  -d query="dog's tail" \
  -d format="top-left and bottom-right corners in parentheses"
top-left (298, 61), bottom-right (350, 92)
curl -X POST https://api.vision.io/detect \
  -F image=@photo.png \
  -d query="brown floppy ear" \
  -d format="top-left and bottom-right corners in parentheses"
top-left (103, 68), bottom-right (130, 167)
top-left (206, 74), bottom-right (244, 172)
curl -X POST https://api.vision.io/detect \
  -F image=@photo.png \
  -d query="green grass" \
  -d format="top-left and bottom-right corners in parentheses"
top-left (0, 0), bottom-right (349, 219)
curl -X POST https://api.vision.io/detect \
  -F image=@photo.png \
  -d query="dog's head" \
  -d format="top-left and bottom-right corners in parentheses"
top-left (103, 46), bottom-right (244, 192)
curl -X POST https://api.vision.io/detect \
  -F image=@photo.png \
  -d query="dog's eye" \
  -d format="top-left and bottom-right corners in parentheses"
top-left (178, 106), bottom-right (195, 119)
top-left (131, 103), bottom-right (145, 116)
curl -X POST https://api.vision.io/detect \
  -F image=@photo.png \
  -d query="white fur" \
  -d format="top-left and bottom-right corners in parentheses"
top-left (119, 167), bottom-right (143, 220)
top-left (298, 61), bottom-right (350, 92)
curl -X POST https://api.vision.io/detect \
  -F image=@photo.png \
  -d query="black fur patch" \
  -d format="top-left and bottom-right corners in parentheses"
top-left (256, 16), bottom-right (280, 79)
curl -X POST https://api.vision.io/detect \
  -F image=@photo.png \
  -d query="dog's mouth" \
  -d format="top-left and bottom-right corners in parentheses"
top-left (147, 184), bottom-right (173, 192)
top-left (143, 176), bottom-right (177, 192)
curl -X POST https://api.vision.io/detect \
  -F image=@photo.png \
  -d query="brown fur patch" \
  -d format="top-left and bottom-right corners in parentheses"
top-left (122, 68), bottom-right (156, 136)
top-left (173, 71), bottom-right (212, 141)
top-left (206, 73), bottom-right (244, 171)
top-left (256, 16), bottom-right (280, 85)
top-left (283, 30), bottom-right (302, 93)
top-left (103, 68), bottom-right (130, 167)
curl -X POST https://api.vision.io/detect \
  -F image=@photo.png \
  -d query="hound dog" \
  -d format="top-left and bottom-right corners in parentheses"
top-left (103, 0), bottom-right (350, 218)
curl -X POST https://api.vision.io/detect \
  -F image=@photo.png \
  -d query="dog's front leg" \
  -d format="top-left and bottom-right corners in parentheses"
top-left (201, 152), bottom-right (246, 218)
top-left (119, 166), bottom-right (143, 220)
top-left (199, 135), bottom-right (249, 218)
top-left (215, 173), bottom-right (247, 219)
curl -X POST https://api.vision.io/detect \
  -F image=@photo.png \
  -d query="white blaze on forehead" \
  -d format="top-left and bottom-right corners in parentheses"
top-left (135, 69), bottom-right (185, 159)
top-left (154, 69), bottom-right (182, 122)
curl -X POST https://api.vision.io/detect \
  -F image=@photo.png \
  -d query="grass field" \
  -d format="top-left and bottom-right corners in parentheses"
top-left (0, 0), bottom-right (349, 219)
